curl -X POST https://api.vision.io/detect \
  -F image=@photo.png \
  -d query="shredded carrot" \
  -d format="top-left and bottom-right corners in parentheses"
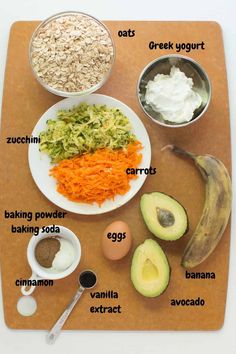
top-left (50, 141), bottom-right (143, 206)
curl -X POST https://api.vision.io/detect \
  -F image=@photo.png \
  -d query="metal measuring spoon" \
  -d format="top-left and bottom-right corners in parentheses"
top-left (46, 270), bottom-right (97, 344)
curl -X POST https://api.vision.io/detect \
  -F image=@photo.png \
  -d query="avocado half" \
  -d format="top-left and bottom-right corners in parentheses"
top-left (131, 239), bottom-right (170, 297)
top-left (140, 192), bottom-right (188, 241)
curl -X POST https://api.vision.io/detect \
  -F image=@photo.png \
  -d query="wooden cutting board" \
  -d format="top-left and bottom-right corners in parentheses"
top-left (0, 21), bottom-right (231, 330)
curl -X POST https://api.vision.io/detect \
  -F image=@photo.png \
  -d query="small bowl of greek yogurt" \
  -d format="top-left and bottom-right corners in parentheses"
top-left (137, 54), bottom-right (211, 127)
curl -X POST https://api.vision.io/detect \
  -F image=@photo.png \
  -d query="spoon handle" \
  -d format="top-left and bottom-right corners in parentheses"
top-left (46, 286), bottom-right (84, 344)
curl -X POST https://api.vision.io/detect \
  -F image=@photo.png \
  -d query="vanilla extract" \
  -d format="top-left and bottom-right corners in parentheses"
top-left (90, 290), bottom-right (118, 299)
top-left (79, 271), bottom-right (97, 289)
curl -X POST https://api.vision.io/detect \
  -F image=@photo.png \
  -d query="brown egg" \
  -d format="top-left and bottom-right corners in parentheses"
top-left (102, 221), bottom-right (132, 260)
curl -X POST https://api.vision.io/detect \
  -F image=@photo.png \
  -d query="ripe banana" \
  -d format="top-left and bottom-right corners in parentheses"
top-left (163, 145), bottom-right (232, 268)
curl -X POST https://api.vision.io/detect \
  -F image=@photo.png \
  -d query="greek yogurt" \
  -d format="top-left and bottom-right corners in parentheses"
top-left (145, 66), bottom-right (202, 123)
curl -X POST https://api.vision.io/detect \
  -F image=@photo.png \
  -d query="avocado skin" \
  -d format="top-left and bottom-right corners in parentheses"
top-left (140, 192), bottom-right (189, 241)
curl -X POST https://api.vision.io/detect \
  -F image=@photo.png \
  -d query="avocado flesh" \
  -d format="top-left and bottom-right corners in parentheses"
top-left (131, 239), bottom-right (170, 297)
top-left (140, 192), bottom-right (188, 241)
top-left (142, 259), bottom-right (159, 281)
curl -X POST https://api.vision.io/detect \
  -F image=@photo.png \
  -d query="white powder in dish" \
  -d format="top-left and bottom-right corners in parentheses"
top-left (51, 238), bottom-right (75, 272)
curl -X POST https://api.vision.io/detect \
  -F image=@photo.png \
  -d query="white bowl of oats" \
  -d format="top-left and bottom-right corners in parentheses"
top-left (29, 11), bottom-right (115, 97)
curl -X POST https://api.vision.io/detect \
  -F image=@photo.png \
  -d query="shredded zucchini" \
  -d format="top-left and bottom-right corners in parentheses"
top-left (39, 103), bottom-right (136, 163)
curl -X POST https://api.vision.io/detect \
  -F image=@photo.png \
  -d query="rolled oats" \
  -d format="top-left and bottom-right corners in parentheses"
top-left (30, 13), bottom-right (114, 93)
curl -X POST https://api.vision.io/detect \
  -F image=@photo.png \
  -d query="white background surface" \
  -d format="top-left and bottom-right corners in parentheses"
top-left (0, 0), bottom-right (235, 353)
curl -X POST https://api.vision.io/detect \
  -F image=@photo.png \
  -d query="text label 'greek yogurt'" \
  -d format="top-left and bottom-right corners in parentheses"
top-left (149, 41), bottom-right (205, 53)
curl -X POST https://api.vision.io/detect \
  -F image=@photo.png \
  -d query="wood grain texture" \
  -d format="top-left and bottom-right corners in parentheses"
top-left (0, 21), bottom-right (231, 330)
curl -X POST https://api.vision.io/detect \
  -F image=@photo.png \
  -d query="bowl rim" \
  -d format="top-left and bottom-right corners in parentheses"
top-left (29, 10), bottom-right (116, 97)
top-left (137, 54), bottom-right (212, 128)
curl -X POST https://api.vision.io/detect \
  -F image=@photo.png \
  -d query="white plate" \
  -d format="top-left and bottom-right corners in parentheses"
top-left (28, 94), bottom-right (151, 214)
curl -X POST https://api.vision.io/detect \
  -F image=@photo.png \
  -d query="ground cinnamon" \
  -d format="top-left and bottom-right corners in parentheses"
top-left (35, 237), bottom-right (60, 268)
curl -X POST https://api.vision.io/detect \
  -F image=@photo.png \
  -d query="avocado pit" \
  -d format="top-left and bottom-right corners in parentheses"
top-left (157, 207), bottom-right (175, 227)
